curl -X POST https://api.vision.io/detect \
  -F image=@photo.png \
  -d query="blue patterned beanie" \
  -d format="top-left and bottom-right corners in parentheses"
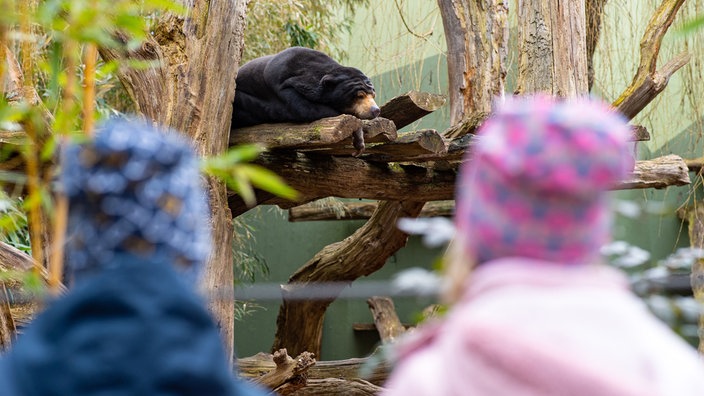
top-left (60, 118), bottom-right (211, 283)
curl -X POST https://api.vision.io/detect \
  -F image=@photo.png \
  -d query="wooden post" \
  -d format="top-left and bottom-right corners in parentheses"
top-left (515, 0), bottom-right (588, 97)
top-left (437, 0), bottom-right (508, 123)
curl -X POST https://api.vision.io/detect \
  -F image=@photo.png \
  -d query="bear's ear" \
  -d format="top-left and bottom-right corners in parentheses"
top-left (320, 74), bottom-right (339, 87)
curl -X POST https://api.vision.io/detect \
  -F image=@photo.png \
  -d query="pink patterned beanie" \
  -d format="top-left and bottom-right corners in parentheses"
top-left (455, 95), bottom-right (634, 265)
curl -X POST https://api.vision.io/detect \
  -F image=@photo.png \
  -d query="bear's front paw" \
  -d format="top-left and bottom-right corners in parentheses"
top-left (352, 127), bottom-right (365, 157)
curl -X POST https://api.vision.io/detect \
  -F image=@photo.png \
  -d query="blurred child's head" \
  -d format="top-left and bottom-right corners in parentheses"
top-left (61, 118), bottom-right (211, 284)
top-left (454, 95), bottom-right (633, 268)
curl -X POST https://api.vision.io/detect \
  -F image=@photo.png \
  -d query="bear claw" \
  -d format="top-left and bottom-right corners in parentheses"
top-left (352, 128), bottom-right (365, 157)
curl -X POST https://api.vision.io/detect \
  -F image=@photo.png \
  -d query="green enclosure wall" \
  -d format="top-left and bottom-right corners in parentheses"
top-left (234, 0), bottom-right (704, 359)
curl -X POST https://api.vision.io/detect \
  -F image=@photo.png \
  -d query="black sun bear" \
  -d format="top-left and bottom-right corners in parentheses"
top-left (232, 47), bottom-right (380, 154)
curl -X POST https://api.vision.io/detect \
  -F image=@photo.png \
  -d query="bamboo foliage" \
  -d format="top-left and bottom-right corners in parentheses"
top-left (0, 0), bottom-right (200, 337)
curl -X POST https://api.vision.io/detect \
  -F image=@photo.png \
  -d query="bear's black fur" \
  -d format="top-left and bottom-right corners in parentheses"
top-left (232, 47), bottom-right (380, 132)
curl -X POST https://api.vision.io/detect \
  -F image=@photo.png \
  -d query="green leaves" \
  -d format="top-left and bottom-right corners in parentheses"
top-left (201, 145), bottom-right (298, 207)
top-left (677, 14), bottom-right (704, 35)
top-left (36, 0), bottom-right (184, 49)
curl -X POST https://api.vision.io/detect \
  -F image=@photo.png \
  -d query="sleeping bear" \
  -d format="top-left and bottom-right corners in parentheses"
top-left (232, 47), bottom-right (380, 154)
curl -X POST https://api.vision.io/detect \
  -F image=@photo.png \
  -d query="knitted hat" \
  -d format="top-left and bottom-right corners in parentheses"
top-left (455, 95), bottom-right (634, 265)
top-left (60, 118), bottom-right (211, 283)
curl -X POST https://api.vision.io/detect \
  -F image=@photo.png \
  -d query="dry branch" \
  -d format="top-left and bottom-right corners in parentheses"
top-left (620, 154), bottom-right (690, 189)
top-left (442, 111), bottom-right (488, 139)
top-left (298, 118), bottom-right (398, 156)
top-left (615, 52), bottom-right (691, 120)
top-left (0, 241), bottom-right (35, 274)
top-left (360, 130), bottom-right (448, 162)
top-left (685, 157), bottom-right (704, 174)
top-left (0, 285), bottom-right (15, 351)
top-left (288, 200), bottom-right (455, 222)
top-left (0, 241), bottom-right (59, 331)
top-left (379, 91), bottom-right (447, 129)
top-left (239, 354), bottom-right (390, 387)
top-left (612, 0), bottom-right (688, 119)
top-left (631, 125), bottom-right (651, 141)
top-left (230, 116), bottom-right (399, 157)
top-left (367, 296), bottom-right (405, 343)
top-left (250, 349), bottom-right (315, 392)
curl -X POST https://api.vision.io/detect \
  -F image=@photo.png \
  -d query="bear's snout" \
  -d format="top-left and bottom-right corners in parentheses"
top-left (351, 94), bottom-right (381, 120)
top-left (370, 104), bottom-right (381, 118)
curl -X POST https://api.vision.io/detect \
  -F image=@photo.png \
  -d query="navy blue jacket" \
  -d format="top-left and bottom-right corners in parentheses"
top-left (0, 256), bottom-right (267, 396)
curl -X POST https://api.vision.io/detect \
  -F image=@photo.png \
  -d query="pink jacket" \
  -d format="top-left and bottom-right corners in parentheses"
top-left (382, 259), bottom-right (704, 396)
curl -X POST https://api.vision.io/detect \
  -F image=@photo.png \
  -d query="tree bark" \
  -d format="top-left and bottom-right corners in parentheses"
top-left (227, 154), bottom-right (458, 216)
top-left (614, 51), bottom-right (690, 120)
top-left (228, 154), bottom-right (689, 216)
top-left (288, 200), bottom-right (455, 222)
top-left (231, 116), bottom-right (397, 154)
top-left (0, 284), bottom-right (15, 351)
top-left (515, 0), bottom-right (588, 97)
top-left (251, 349), bottom-right (316, 391)
top-left (620, 154), bottom-right (690, 190)
top-left (437, 0), bottom-right (508, 124)
top-left (239, 354), bottom-right (390, 387)
top-left (586, 0), bottom-right (608, 91)
top-left (99, 0), bottom-right (248, 363)
top-left (231, 115), bottom-right (364, 149)
top-left (0, 241), bottom-right (61, 330)
top-left (378, 91), bottom-right (447, 130)
top-left (367, 296), bottom-right (405, 343)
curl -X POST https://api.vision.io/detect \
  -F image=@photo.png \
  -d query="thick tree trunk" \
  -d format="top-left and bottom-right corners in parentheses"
top-left (515, 0), bottom-right (588, 96)
top-left (99, 0), bottom-right (248, 363)
top-left (586, 0), bottom-right (608, 91)
top-left (437, 0), bottom-right (508, 124)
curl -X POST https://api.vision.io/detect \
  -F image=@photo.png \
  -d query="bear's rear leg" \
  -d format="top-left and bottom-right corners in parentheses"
top-left (352, 127), bottom-right (365, 157)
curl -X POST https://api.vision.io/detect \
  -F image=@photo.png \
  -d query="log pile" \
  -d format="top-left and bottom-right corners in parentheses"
top-left (227, 90), bottom-right (689, 218)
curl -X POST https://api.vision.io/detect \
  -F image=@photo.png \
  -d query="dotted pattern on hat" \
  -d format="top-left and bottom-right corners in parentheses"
top-left (455, 95), bottom-right (634, 265)
top-left (61, 118), bottom-right (211, 283)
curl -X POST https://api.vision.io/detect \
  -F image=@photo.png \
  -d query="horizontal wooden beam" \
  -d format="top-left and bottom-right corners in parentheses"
top-left (620, 154), bottom-right (690, 189)
top-left (230, 114), bottom-right (363, 149)
top-left (288, 200), bottom-right (455, 222)
top-left (229, 154), bottom-right (691, 217)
